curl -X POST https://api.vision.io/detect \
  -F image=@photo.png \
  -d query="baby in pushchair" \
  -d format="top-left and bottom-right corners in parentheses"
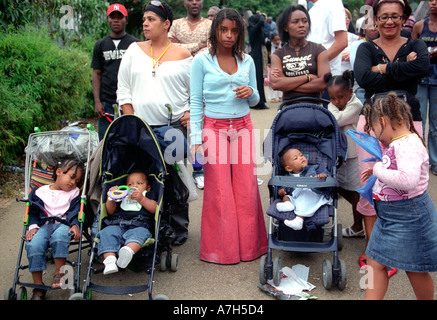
top-left (99, 170), bottom-right (158, 275)
top-left (276, 148), bottom-right (332, 230)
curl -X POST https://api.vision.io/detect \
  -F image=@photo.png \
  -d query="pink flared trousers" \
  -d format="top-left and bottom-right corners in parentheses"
top-left (199, 114), bottom-right (268, 264)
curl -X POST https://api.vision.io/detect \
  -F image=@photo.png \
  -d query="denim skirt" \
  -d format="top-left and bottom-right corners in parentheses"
top-left (366, 191), bottom-right (437, 272)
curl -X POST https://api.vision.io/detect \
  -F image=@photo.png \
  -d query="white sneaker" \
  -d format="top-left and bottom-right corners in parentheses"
top-left (103, 256), bottom-right (118, 275)
top-left (194, 175), bottom-right (204, 190)
top-left (117, 246), bottom-right (134, 269)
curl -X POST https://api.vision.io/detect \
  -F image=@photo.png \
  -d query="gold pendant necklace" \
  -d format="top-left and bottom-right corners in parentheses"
top-left (151, 40), bottom-right (171, 77)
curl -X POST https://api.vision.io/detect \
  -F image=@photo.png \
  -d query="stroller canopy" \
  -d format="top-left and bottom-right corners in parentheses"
top-left (265, 103), bottom-right (348, 171)
top-left (100, 115), bottom-right (167, 179)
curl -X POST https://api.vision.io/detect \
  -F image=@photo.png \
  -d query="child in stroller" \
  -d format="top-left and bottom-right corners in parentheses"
top-left (99, 170), bottom-right (157, 275)
top-left (276, 148), bottom-right (332, 230)
top-left (25, 159), bottom-right (84, 299)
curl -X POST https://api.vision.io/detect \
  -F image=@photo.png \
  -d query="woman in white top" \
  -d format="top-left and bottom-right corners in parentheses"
top-left (117, 1), bottom-right (192, 127)
top-left (117, 1), bottom-right (192, 245)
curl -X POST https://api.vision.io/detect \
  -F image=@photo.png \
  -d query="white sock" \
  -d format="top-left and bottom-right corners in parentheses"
top-left (103, 255), bottom-right (118, 275)
top-left (117, 246), bottom-right (135, 269)
top-left (276, 201), bottom-right (295, 212)
top-left (284, 217), bottom-right (304, 230)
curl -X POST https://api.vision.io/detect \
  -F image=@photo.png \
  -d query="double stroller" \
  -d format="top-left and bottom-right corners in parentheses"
top-left (82, 114), bottom-right (184, 300)
top-left (5, 123), bottom-right (98, 300)
top-left (259, 98), bottom-right (348, 290)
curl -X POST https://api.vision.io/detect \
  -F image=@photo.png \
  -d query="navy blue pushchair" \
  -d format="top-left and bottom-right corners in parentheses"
top-left (82, 114), bottom-right (185, 300)
top-left (259, 98), bottom-right (348, 290)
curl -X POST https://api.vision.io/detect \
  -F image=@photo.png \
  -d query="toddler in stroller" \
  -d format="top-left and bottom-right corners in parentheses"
top-left (99, 171), bottom-right (157, 275)
top-left (25, 159), bottom-right (84, 299)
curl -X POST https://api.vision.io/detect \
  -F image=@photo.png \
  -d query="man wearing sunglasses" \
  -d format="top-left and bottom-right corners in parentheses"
top-left (91, 3), bottom-right (138, 140)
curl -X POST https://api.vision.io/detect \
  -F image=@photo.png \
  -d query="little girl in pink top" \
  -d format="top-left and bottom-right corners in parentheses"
top-left (361, 92), bottom-right (437, 300)
top-left (25, 159), bottom-right (84, 299)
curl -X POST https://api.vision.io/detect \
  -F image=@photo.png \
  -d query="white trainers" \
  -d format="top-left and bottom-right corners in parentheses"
top-left (194, 175), bottom-right (204, 190)
top-left (103, 255), bottom-right (118, 275)
top-left (117, 246), bottom-right (134, 269)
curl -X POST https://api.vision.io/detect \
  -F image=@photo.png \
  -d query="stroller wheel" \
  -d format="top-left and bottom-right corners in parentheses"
top-left (259, 255), bottom-right (267, 285)
top-left (17, 287), bottom-right (27, 300)
top-left (273, 257), bottom-right (282, 286)
top-left (337, 259), bottom-right (347, 291)
top-left (69, 292), bottom-right (85, 300)
top-left (160, 251), bottom-right (168, 272)
top-left (154, 294), bottom-right (169, 300)
top-left (4, 287), bottom-right (13, 300)
top-left (171, 253), bottom-right (179, 272)
top-left (322, 259), bottom-right (333, 290)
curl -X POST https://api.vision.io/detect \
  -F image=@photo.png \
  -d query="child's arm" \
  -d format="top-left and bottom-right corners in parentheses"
top-left (278, 188), bottom-right (287, 197)
top-left (130, 189), bottom-right (157, 214)
top-left (316, 173), bottom-right (328, 179)
top-left (373, 140), bottom-right (424, 191)
top-left (328, 100), bottom-right (362, 127)
top-left (361, 168), bottom-right (373, 182)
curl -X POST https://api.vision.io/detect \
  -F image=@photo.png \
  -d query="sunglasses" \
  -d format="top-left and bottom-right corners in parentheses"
top-left (148, 1), bottom-right (168, 19)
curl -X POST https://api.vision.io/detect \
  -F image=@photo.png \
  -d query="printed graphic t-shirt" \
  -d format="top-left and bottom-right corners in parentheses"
top-left (274, 41), bottom-right (326, 101)
top-left (91, 34), bottom-right (138, 103)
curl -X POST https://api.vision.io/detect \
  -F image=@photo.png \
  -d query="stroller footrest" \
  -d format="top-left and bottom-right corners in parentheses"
top-left (266, 199), bottom-right (332, 226)
top-left (87, 282), bottom-right (149, 295)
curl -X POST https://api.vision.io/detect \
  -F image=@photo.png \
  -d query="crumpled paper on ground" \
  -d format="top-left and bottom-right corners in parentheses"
top-left (269, 265), bottom-right (315, 295)
top-left (258, 264), bottom-right (317, 300)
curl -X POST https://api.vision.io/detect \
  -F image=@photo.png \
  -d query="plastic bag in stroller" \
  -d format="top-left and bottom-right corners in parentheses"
top-left (5, 123), bottom-right (97, 300)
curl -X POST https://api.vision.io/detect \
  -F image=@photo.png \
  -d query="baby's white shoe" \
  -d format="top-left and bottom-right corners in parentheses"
top-left (284, 217), bottom-right (304, 230)
top-left (276, 201), bottom-right (295, 212)
top-left (103, 255), bottom-right (118, 275)
top-left (117, 246), bottom-right (134, 269)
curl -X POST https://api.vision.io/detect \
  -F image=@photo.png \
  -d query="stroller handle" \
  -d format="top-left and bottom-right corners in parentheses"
top-left (165, 104), bottom-right (172, 126)
top-left (278, 97), bottom-right (330, 111)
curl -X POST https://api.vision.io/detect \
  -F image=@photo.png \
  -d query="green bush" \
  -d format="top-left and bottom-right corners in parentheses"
top-left (0, 25), bottom-right (93, 165)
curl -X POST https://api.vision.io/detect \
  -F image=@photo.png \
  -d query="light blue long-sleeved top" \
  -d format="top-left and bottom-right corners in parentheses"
top-left (190, 50), bottom-right (260, 145)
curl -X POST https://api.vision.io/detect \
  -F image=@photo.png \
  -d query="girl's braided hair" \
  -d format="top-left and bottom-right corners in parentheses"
top-left (324, 70), bottom-right (354, 90)
top-left (53, 159), bottom-right (85, 185)
top-left (363, 91), bottom-right (425, 146)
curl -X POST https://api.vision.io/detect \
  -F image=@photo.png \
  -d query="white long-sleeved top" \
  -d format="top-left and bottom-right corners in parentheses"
top-left (117, 42), bottom-right (192, 125)
top-left (327, 93), bottom-right (362, 159)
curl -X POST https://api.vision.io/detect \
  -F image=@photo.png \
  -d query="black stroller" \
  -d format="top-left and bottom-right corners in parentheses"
top-left (82, 114), bottom-right (183, 300)
top-left (259, 98), bottom-right (348, 290)
top-left (5, 123), bottom-right (97, 300)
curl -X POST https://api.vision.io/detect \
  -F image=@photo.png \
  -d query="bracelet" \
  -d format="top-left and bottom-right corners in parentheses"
top-left (377, 64), bottom-right (383, 74)
top-left (306, 74), bottom-right (311, 83)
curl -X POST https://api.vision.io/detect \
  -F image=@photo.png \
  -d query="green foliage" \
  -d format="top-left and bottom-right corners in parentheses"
top-left (0, 25), bottom-right (93, 165)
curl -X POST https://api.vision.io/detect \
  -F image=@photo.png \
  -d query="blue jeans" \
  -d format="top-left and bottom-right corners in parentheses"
top-left (366, 192), bottom-right (437, 272)
top-left (25, 223), bottom-right (71, 272)
top-left (416, 83), bottom-right (437, 166)
top-left (97, 225), bottom-right (152, 256)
